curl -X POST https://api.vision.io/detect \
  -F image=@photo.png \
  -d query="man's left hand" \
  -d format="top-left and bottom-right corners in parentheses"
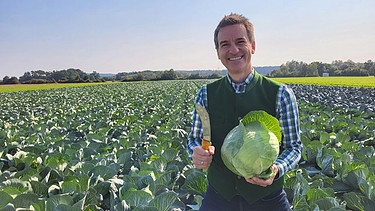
top-left (245, 165), bottom-right (278, 187)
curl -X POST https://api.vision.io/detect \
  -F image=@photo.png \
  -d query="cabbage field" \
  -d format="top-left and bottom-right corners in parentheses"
top-left (0, 80), bottom-right (374, 210)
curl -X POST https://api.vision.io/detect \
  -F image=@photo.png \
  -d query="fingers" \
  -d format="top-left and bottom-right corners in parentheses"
top-left (193, 155), bottom-right (212, 169)
top-left (245, 177), bottom-right (273, 187)
top-left (193, 145), bottom-right (215, 156)
top-left (192, 146), bottom-right (214, 169)
top-left (194, 159), bottom-right (212, 169)
top-left (208, 145), bottom-right (215, 155)
top-left (245, 165), bottom-right (279, 187)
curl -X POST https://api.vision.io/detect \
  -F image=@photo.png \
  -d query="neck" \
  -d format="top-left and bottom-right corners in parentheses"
top-left (228, 67), bottom-right (253, 83)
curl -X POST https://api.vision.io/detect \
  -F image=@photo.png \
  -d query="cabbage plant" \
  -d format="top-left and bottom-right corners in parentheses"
top-left (221, 110), bottom-right (282, 179)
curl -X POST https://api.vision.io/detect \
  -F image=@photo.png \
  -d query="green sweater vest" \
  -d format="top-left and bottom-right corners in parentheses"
top-left (206, 71), bottom-right (284, 204)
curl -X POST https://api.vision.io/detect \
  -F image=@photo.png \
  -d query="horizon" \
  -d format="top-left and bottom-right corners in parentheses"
top-left (1, 65), bottom-right (280, 77)
top-left (1, 0), bottom-right (374, 79)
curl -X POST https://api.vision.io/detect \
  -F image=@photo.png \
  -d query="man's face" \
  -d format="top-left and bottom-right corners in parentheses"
top-left (216, 24), bottom-right (255, 76)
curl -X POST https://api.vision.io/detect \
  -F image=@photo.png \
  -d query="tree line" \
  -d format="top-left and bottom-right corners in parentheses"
top-left (1, 68), bottom-right (102, 84)
top-left (269, 59), bottom-right (375, 77)
top-left (0, 68), bottom-right (222, 84)
top-left (1, 59), bottom-right (374, 85)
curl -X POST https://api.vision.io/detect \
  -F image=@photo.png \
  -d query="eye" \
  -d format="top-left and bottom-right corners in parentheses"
top-left (220, 42), bottom-right (228, 48)
top-left (237, 39), bottom-right (246, 45)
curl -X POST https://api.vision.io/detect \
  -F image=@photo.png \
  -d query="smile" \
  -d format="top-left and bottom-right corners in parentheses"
top-left (228, 56), bottom-right (243, 61)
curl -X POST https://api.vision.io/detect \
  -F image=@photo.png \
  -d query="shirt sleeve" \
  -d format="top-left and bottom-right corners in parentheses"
top-left (187, 85), bottom-right (208, 159)
top-left (275, 84), bottom-right (302, 178)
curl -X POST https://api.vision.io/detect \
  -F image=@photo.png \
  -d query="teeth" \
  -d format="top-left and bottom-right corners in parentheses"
top-left (229, 56), bottom-right (242, 61)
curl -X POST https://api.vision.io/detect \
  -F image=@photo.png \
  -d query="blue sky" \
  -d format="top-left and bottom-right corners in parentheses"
top-left (1, 0), bottom-right (374, 78)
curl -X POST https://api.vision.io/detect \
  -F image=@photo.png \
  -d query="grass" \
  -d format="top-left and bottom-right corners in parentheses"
top-left (272, 76), bottom-right (375, 88)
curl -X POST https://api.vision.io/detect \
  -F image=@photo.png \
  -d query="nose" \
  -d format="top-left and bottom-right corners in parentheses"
top-left (228, 44), bottom-right (240, 54)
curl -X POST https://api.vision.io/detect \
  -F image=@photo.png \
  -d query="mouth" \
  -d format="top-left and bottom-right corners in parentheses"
top-left (228, 56), bottom-right (243, 61)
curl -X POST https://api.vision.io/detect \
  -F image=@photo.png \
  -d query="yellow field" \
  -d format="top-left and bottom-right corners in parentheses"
top-left (272, 76), bottom-right (375, 88)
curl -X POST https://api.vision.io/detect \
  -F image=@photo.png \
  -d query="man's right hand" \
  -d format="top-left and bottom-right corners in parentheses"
top-left (192, 145), bottom-right (215, 169)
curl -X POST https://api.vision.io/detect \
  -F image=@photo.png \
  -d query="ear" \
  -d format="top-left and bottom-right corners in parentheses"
top-left (251, 41), bottom-right (256, 54)
top-left (217, 50), bottom-right (220, 59)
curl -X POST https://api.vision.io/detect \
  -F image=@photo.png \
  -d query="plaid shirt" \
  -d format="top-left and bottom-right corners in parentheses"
top-left (187, 72), bottom-right (302, 177)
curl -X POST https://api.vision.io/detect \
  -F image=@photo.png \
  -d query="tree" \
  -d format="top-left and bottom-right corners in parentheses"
top-left (2, 76), bottom-right (10, 84)
top-left (364, 60), bottom-right (373, 71)
top-left (2, 76), bottom-right (20, 84)
top-left (304, 63), bottom-right (319, 76)
top-left (188, 73), bottom-right (201, 79)
top-left (369, 65), bottom-right (375, 76)
top-left (311, 62), bottom-right (328, 76)
top-left (19, 72), bottom-right (32, 83)
top-left (134, 73), bottom-right (145, 81)
top-left (207, 71), bottom-right (222, 79)
top-left (160, 69), bottom-right (178, 80)
top-left (89, 71), bottom-right (100, 82)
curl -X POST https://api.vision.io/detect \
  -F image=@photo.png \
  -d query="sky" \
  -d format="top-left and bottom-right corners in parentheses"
top-left (1, 0), bottom-right (374, 78)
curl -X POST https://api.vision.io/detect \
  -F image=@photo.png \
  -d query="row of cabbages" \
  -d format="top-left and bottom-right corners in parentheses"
top-left (290, 84), bottom-right (375, 113)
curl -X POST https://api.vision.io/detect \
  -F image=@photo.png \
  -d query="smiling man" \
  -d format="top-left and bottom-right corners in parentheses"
top-left (187, 13), bottom-right (302, 210)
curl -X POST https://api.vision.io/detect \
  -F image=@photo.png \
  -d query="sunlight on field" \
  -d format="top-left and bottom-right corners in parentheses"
top-left (273, 76), bottom-right (375, 88)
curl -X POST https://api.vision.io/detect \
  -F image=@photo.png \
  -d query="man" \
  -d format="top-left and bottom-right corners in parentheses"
top-left (187, 13), bottom-right (302, 210)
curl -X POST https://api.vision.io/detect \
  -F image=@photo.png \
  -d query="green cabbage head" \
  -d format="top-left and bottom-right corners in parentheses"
top-left (221, 110), bottom-right (282, 179)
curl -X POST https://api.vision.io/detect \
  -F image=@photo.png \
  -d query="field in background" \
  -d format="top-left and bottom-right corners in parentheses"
top-left (273, 76), bottom-right (375, 88)
top-left (0, 76), bottom-right (374, 93)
